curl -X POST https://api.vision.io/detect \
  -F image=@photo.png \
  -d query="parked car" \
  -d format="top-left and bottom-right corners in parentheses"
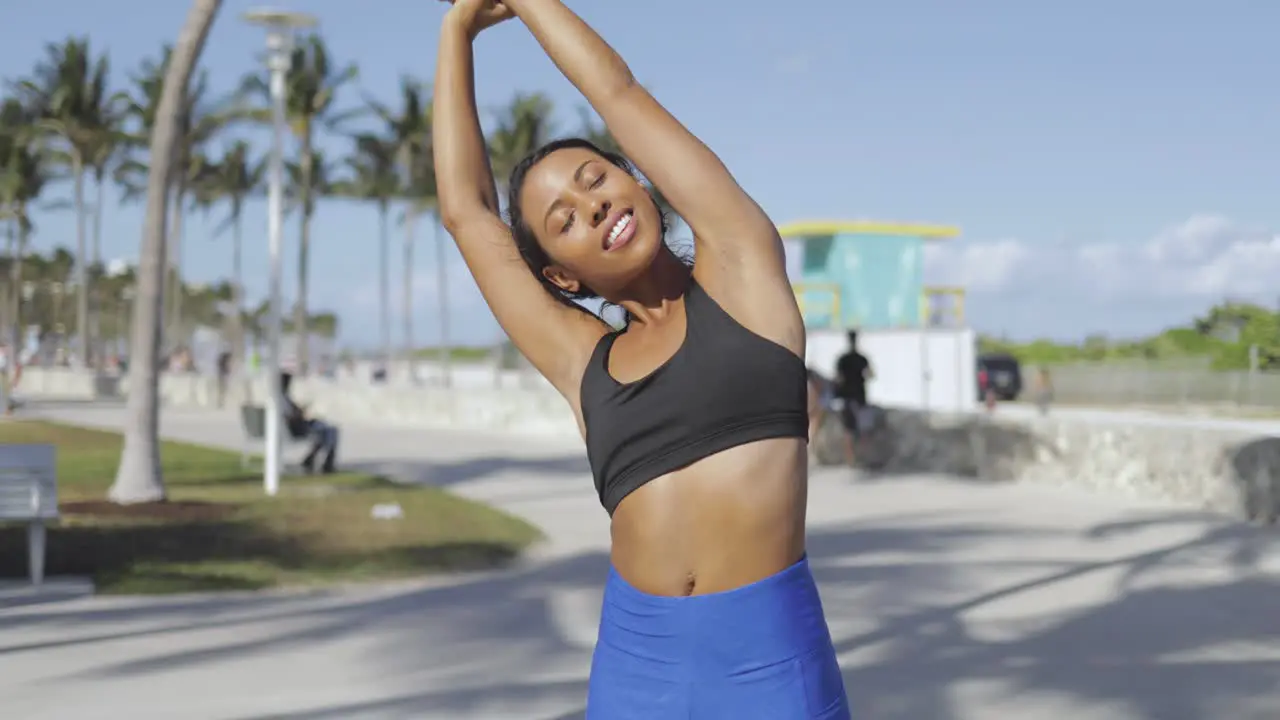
top-left (977, 353), bottom-right (1023, 401)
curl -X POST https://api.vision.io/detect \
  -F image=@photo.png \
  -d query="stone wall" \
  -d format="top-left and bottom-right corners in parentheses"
top-left (16, 368), bottom-right (578, 437)
top-left (16, 368), bottom-right (1279, 524)
top-left (872, 409), bottom-right (1279, 525)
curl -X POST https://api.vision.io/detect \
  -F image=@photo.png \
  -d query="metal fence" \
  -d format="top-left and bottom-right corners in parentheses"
top-left (1042, 363), bottom-right (1280, 409)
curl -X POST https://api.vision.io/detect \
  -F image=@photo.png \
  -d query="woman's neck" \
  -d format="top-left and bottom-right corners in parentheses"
top-left (611, 249), bottom-right (690, 327)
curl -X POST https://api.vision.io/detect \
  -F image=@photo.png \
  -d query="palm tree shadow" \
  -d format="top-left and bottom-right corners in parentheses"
top-left (827, 512), bottom-right (1280, 719)
top-left (342, 454), bottom-right (591, 488)
top-left (9, 509), bottom-right (1277, 719)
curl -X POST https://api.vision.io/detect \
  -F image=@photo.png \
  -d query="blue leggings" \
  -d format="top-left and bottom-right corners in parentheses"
top-left (586, 555), bottom-right (850, 719)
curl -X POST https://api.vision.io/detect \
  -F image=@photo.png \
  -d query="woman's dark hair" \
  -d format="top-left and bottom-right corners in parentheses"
top-left (506, 137), bottom-right (674, 317)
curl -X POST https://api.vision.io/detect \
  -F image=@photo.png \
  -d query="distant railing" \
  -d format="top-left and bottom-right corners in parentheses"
top-left (793, 282), bottom-right (842, 328)
top-left (792, 283), bottom-right (970, 329)
top-left (1040, 362), bottom-right (1280, 409)
top-left (923, 286), bottom-right (966, 326)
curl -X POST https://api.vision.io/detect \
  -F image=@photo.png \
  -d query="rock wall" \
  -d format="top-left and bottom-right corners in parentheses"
top-left (16, 368), bottom-right (578, 436)
top-left (17, 368), bottom-right (1279, 523)
top-left (873, 409), bottom-right (1279, 525)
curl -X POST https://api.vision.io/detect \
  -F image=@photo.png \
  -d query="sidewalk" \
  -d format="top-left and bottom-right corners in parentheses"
top-left (1, 405), bottom-right (1277, 719)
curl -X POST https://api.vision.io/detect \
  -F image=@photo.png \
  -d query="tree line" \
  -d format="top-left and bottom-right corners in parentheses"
top-left (0, 20), bottom-right (635, 373)
top-left (0, 248), bottom-right (337, 357)
top-left (980, 301), bottom-right (1280, 371)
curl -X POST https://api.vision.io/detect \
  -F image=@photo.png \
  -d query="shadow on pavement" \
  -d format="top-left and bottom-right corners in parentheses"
top-left (1227, 436), bottom-right (1280, 525)
top-left (825, 513), bottom-right (1280, 719)
top-left (343, 453), bottom-right (591, 488)
top-left (2, 507), bottom-right (1275, 719)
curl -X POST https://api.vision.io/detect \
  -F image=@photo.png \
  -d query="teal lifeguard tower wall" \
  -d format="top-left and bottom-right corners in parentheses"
top-left (780, 220), bottom-right (963, 330)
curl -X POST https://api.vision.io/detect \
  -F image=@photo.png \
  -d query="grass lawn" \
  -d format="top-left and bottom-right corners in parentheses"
top-left (0, 421), bottom-right (543, 594)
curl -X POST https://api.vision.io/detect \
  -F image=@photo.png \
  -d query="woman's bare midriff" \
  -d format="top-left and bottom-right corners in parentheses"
top-left (608, 437), bottom-right (808, 596)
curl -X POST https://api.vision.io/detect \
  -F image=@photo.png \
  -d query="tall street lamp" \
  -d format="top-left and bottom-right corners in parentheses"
top-left (244, 7), bottom-right (315, 497)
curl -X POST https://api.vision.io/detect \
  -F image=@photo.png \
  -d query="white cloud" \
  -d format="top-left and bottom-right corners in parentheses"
top-left (925, 237), bottom-right (1031, 292)
top-left (925, 214), bottom-right (1280, 301)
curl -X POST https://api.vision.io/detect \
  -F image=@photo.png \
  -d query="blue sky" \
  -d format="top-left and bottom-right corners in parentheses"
top-left (3, 0), bottom-right (1277, 347)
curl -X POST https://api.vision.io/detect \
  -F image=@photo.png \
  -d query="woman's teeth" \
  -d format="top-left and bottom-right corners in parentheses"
top-left (606, 213), bottom-right (632, 248)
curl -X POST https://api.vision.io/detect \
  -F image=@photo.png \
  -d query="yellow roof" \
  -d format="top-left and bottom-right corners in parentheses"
top-left (777, 220), bottom-right (960, 240)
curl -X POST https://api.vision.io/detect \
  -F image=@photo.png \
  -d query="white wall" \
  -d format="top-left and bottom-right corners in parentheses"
top-left (341, 360), bottom-right (553, 391)
top-left (807, 327), bottom-right (978, 413)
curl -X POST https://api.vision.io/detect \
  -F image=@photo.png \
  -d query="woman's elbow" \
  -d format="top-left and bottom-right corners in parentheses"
top-left (439, 202), bottom-right (492, 236)
top-left (439, 205), bottom-right (469, 236)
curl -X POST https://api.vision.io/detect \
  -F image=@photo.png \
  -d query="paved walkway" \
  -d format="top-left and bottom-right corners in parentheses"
top-left (1, 405), bottom-right (1278, 719)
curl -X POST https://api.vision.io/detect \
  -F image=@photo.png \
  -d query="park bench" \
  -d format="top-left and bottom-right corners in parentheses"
top-left (0, 444), bottom-right (58, 585)
top-left (239, 404), bottom-right (310, 469)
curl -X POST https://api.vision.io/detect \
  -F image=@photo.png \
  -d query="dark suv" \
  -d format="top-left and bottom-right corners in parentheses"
top-left (977, 353), bottom-right (1023, 401)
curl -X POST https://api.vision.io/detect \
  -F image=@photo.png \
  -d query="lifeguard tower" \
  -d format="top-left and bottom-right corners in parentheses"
top-left (781, 219), bottom-right (978, 411)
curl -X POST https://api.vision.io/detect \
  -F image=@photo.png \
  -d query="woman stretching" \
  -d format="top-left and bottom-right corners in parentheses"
top-left (434, 1), bottom-right (850, 717)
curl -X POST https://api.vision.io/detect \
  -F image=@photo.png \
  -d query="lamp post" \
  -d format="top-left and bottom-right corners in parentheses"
top-left (244, 7), bottom-right (315, 497)
top-left (19, 282), bottom-right (34, 363)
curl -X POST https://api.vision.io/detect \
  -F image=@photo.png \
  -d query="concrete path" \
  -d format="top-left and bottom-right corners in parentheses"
top-left (1, 404), bottom-right (1278, 719)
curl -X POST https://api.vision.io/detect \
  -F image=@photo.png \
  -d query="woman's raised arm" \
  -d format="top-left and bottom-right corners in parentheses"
top-left (433, 3), bottom-right (605, 399)
top-left (502, 0), bottom-right (790, 285)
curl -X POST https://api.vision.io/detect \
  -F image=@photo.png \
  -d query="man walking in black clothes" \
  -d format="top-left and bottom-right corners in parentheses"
top-left (835, 330), bottom-right (873, 466)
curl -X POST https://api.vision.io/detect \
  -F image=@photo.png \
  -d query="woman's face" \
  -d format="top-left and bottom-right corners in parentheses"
top-left (517, 146), bottom-right (664, 297)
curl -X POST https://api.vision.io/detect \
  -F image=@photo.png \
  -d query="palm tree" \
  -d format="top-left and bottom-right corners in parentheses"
top-left (86, 108), bottom-right (129, 365)
top-left (308, 311), bottom-right (338, 340)
top-left (367, 77), bottom-right (434, 382)
top-left (11, 38), bottom-right (128, 367)
top-left (283, 147), bottom-right (336, 366)
top-left (119, 48), bottom-right (223, 349)
top-left (366, 76), bottom-right (431, 178)
top-left (199, 140), bottom-right (263, 368)
top-left (280, 309), bottom-right (338, 348)
top-left (96, 263), bottom-right (137, 355)
top-left (0, 104), bottom-right (24, 337)
top-left (284, 148), bottom-right (336, 218)
top-left (245, 298), bottom-right (269, 351)
top-left (402, 134), bottom-right (451, 386)
top-left (0, 99), bottom-right (50, 357)
top-left (337, 133), bottom-right (398, 369)
top-left (182, 280), bottom-right (231, 331)
top-left (238, 33), bottom-right (359, 374)
top-left (66, 106), bottom-right (129, 369)
top-left (27, 248), bottom-right (77, 346)
top-left (110, 0), bottom-right (224, 505)
top-left (486, 92), bottom-right (555, 193)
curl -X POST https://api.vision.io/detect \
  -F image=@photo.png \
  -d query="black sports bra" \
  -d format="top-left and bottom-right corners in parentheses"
top-left (579, 279), bottom-right (808, 515)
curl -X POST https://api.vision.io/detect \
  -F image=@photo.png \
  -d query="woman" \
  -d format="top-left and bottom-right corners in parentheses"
top-left (433, 1), bottom-right (850, 717)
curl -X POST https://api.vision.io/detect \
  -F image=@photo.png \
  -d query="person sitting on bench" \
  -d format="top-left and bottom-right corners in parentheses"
top-left (279, 371), bottom-right (340, 474)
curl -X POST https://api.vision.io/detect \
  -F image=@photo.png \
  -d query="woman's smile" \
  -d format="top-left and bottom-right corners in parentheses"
top-left (603, 209), bottom-right (636, 251)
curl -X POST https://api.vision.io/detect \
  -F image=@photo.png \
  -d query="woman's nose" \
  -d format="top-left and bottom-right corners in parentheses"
top-left (590, 199), bottom-right (611, 225)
